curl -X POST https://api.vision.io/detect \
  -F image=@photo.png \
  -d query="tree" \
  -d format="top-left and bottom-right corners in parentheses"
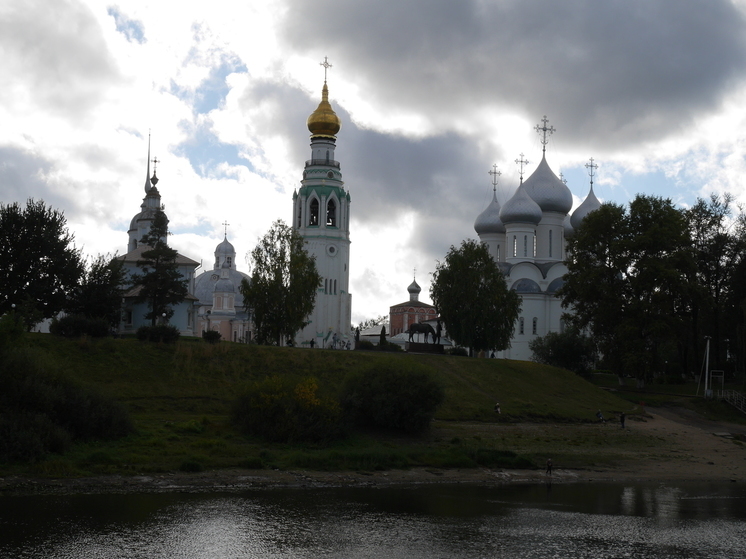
top-left (529, 328), bottom-right (597, 376)
top-left (430, 239), bottom-right (521, 354)
top-left (0, 199), bottom-right (84, 327)
top-left (559, 195), bottom-right (695, 384)
top-left (129, 210), bottom-right (188, 326)
top-left (67, 254), bottom-right (127, 326)
top-left (239, 220), bottom-right (322, 345)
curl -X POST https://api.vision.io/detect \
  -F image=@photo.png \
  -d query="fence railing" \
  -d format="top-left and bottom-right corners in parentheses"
top-left (718, 389), bottom-right (746, 414)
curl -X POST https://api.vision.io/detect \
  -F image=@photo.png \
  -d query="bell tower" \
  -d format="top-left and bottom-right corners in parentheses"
top-left (292, 58), bottom-right (351, 346)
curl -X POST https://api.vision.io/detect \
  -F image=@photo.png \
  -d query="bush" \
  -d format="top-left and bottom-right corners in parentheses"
top-left (202, 330), bottom-right (222, 344)
top-left (232, 376), bottom-right (345, 443)
top-left (50, 314), bottom-right (110, 338)
top-left (446, 346), bottom-right (468, 357)
top-left (357, 340), bottom-right (375, 350)
top-left (0, 348), bottom-right (134, 463)
top-left (340, 361), bottom-right (445, 434)
top-left (136, 325), bottom-right (181, 343)
top-left (529, 329), bottom-right (597, 375)
top-left (377, 341), bottom-right (403, 352)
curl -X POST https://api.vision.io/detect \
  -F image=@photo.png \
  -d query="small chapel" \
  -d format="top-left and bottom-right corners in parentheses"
top-left (473, 117), bottom-right (601, 360)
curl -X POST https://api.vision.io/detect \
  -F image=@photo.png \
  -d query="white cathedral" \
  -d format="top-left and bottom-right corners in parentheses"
top-left (473, 118), bottom-right (601, 360)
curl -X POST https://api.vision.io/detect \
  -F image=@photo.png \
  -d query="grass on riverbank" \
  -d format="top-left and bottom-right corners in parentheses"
top-left (1, 335), bottom-right (663, 477)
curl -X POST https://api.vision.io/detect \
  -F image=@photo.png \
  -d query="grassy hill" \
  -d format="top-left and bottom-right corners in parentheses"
top-left (2, 335), bottom-right (639, 477)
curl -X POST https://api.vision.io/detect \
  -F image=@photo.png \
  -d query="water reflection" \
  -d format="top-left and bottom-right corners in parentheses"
top-left (1, 483), bottom-right (745, 558)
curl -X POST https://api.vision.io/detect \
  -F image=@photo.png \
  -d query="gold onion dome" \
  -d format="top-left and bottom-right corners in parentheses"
top-left (307, 82), bottom-right (341, 138)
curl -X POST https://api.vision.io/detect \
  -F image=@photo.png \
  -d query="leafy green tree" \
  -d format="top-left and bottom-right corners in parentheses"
top-left (560, 195), bottom-right (695, 384)
top-left (0, 199), bottom-right (84, 327)
top-left (430, 239), bottom-right (521, 355)
top-left (240, 220), bottom-right (322, 345)
top-left (685, 194), bottom-right (745, 373)
top-left (529, 328), bottom-right (597, 375)
top-left (129, 210), bottom-right (188, 326)
top-left (67, 254), bottom-right (126, 327)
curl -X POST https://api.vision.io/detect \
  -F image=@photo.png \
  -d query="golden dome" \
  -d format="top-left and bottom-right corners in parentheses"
top-left (307, 82), bottom-right (341, 138)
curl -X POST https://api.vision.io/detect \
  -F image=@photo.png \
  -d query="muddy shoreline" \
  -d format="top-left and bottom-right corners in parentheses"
top-left (2, 407), bottom-right (745, 495)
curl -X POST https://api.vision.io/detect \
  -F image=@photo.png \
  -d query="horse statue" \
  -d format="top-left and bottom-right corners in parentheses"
top-left (407, 322), bottom-right (436, 344)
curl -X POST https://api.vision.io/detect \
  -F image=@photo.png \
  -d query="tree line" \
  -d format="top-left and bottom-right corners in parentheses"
top-left (0, 199), bottom-right (187, 334)
top-left (559, 193), bottom-right (745, 383)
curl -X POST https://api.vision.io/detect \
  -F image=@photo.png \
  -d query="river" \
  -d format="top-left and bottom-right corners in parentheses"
top-left (1, 482), bottom-right (745, 558)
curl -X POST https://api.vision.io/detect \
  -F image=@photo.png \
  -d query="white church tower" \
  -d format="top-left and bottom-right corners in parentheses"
top-left (292, 58), bottom-right (352, 347)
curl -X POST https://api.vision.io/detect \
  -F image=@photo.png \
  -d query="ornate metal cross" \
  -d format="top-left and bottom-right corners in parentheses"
top-left (151, 156), bottom-right (159, 173)
top-left (320, 56), bottom-right (332, 81)
top-left (222, 220), bottom-right (230, 236)
top-left (515, 153), bottom-right (529, 183)
top-left (534, 115), bottom-right (555, 154)
top-left (559, 172), bottom-right (567, 185)
top-left (488, 164), bottom-right (501, 192)
top-left (585, 157), bottom-right (598, 188)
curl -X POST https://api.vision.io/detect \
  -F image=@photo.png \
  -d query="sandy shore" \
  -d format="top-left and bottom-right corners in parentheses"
top-left (2, 407), bottom-right (745, 495)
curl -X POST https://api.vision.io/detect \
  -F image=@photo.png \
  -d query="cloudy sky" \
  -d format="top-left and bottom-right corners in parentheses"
top-left (3, 0), bottom-right (746, 324)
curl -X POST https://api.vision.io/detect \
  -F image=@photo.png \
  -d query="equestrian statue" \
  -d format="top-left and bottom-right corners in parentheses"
top-left (407, 322), bottom-right (436, 344)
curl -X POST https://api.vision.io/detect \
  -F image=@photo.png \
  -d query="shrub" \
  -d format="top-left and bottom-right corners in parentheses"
top-left (50, 314), bottom-right (110, 338)
top-left (446, 346), bottom-right (468, 357)
top-left (357, 340), bottom-right (375, 350)
top-left (232, 376), bottom-right (345, 443)
top-left (377, 341), bottom-right (403, 352)
top-left (0, 347), bottom-right (134, 463)
top-left (340, 361), bottom-right (445, 434)
top-left (529, 329), bottom-right (597, 375)
top-left (202, 330), bottom-right (222, 344)
top-left (136, 325), bottom-right (181, 343)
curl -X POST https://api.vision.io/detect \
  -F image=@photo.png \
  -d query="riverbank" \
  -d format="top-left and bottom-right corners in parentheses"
top-left (3, 406), bottom-right (744, 495)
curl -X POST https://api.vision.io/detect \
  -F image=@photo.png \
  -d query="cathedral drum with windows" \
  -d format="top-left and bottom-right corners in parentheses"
top-left (292, 64), bottom-right (352, 347)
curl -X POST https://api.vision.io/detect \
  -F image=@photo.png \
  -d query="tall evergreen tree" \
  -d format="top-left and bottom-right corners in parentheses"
top-left (0, 199), bottom-right (84, 327)
top-left (240, 220), bottom-right (321, 345)
top-left (129, 210), bottom-right (188, 326)
top-left (430, 239), bottom-right (521, 355)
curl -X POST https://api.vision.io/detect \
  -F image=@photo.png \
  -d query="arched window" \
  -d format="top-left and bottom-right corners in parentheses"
top-left (226, 256), bottom-right (232, 266)
top-left (325, 149), bottom-right (330, 163)
top-left (297, 205), bottom-right (302, 228)
top-left (327, 198), bottom-right (337, 227)
top-left (532, 317), bottom-right (537, 335)
top-left (334, 279), bottom-right (337, 294)
top-left (524, 235), bottom-right (528, 257)
top-left (309, 198), bottom-right (319, 226)
top-left (519, 317), bottom-right (525, 335)
top-left (533, 235), bottom-right (537, 257)
top-left (549, 230), bottom-right (553, 258)
top-left (513, 236), bottom-right (517, 257)
top-left (497, 245), bottom-right (500, 261)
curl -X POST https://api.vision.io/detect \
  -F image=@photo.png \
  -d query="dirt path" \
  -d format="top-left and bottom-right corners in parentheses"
top-left (576, 406), bottom-right (746, 483)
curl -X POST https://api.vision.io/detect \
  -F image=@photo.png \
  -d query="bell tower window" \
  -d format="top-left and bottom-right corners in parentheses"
top-left (327, 198), bottom-right (337, 227)
top-left (309, 198), bottom-right (319, 226)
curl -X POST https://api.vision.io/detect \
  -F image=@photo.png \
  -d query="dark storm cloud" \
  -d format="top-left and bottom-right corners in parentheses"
top-left (281, 0), bottom-right (746, 149)
top-left (0, 146), bottom-right (67, 210)
top-left (237, 77), bottom-right (498, 264)
top-left (0, 0), bottom-right (121, 119)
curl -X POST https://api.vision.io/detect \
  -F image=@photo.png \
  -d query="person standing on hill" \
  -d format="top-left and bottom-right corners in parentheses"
top-left (620, 412), bottom-right (626, 429)
top-left (546, 458), bottom-right (553, 477)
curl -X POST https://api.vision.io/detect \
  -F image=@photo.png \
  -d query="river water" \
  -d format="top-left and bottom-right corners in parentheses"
top-left (1, 482), bottom-right (745, 558)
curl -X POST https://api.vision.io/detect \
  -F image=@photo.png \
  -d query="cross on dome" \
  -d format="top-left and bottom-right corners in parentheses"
top-left (320, 56), bottom-right (332, 82)
top-left (585, 157), bottom-right (598, 188)
top-left (151, 156), bottom-right (159, 173)
top-left (488, 164), bottom-right (501, 192)
top-left (222, 220), bottom-right (230, 237)
top-left (534, 115), bottom-right (555, 154)
top-left (515, 153), bottom-right (529, 184)
top-left (560, 172), bottom-right (567, 185)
